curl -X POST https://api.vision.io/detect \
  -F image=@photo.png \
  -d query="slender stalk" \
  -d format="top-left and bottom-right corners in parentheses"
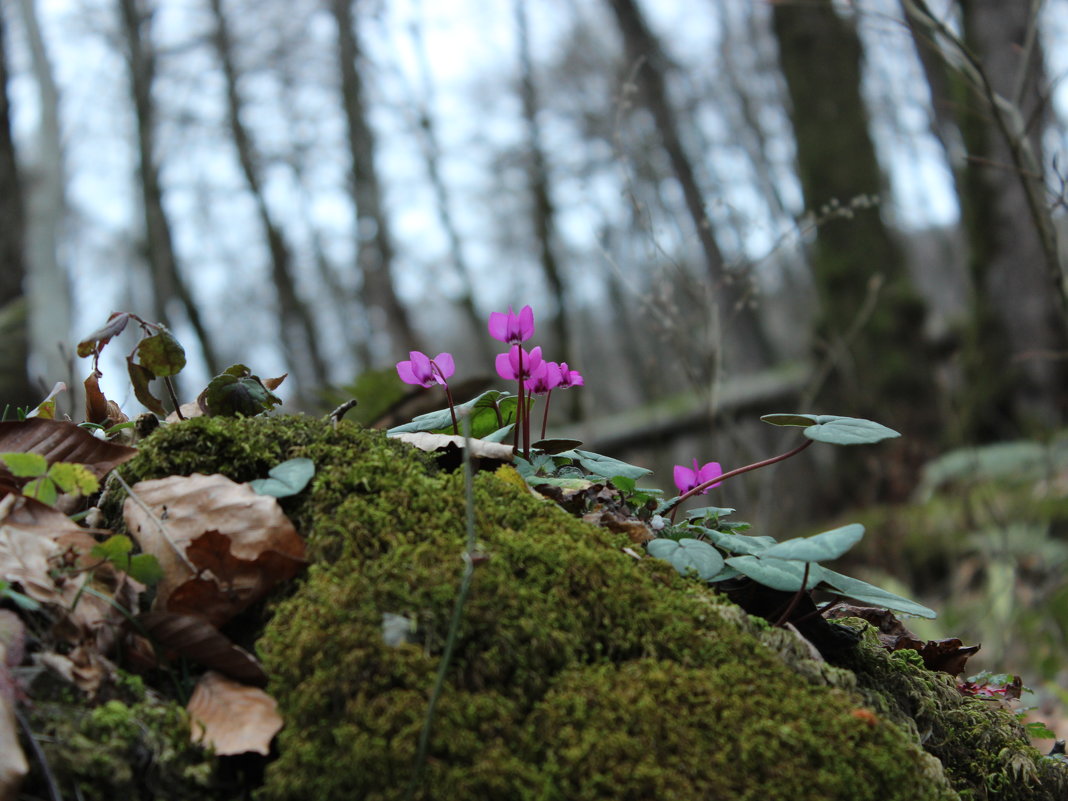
top-left (442, 383), bottom-right (458, 435)
top-left (406, 412), bottom-right (479, 797)
top-left (664, 438), bottom-right (814, 519)
top-left (773, 562), bottom-right (811, 627)
top-left (540, 390), bottom-right (553, 440)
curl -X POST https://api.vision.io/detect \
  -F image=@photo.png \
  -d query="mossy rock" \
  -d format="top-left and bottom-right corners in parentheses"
top-left (92, 415), bottom-right (1068, 800)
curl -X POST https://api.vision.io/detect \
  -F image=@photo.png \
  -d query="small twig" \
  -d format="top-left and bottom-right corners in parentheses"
top-left (163, 377), bottom-right (185, 421)
top-left (17, 707), bottom-right (64, 801)
top-left (111, 472), bottom-right (196, 574)
top-left (328, 399), bottom-right (359, 429)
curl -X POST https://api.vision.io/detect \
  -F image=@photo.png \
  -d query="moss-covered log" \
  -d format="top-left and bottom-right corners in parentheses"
top-left (48, 415), bottom-right (1064, 800)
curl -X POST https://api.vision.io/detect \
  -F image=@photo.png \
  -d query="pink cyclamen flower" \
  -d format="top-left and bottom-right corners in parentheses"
top-left (556, 362), bottom-right (584, 388)
top-left (488, 305), bottom-right (535, 344)
top-left (673, 459), bottom-right (723, 495)
top-left (525, 361), bottom-right (562, 395)
top-left (396, 351), bottom-right (454, 388)
top-left (496, 345), bottom-right (542, 381)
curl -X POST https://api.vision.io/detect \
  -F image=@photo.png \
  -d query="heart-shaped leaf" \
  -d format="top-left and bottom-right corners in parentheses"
top-left (199, 366), bottom-right (283, 417)
top-left (699, 528), bottom-right (777, 556)
top-left (136, 327), bottom-right (186, 377)
top-left (249, 458), bottom-right (316, 498)
top-left (760, 414), bottom-right (901, 445)
top-left (555, 449), bottom-right (652, 480)
top-left (761, 523), bottom-right (864, 562)
top-left (819, 569), bottom-right (937, 618)
top-left (387, 391), bottom-right (514, 438)
top-left (646, 538), bottom-right (724, 581)
top-left (725, 555), bottom-right (827, 591)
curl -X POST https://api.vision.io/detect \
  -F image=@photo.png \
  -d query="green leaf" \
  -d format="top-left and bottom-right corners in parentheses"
top-left (685, 506), bottom-right (736, 523)
top-left (646, 538), bottom-right (725, 581)
top-left (483, 424), bottom-right (515, 443)
top-left (724, 555), bottom-right (827, 591)
top-left (760, 413), bottom-right (820, 428)
top-left (531, 438), bottom-right (583, 454)
top-left (249, 457), bottom-right (316, 498)
top-left (135, 327), bottom-right (186, 377)
top-left (22, 476), bottom-right (58, 505)
top-left (761, 523), bottom-right (864, 563)
top-left (92, 534), bottom-right (134, 564)
top-left (388, 391), bottom-right (514, 438)
top-left (819, 569), bottom-right (937, 618)
top-left (46, 463), bottom-right (100, 497)
top-left (127, 553), bottom-right (164, 585)
top-left (200, 366), bottom-right (283, 417)
top-left (0, 452), bottom-right (48, 478)
top-left (610, 475), bottom-right (636, 493)
top-left (127, 357), bottom-right (167, 416)
top-left (761, 414), bottom-right (900, 445)
top-left (699, 528), bottom-right (778, 556)
top-left (556, 449), bottom-right (652, 480)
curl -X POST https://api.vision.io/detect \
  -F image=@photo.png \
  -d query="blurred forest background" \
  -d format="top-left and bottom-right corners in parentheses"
top-left (2, 0), bottom-right (1068, 724)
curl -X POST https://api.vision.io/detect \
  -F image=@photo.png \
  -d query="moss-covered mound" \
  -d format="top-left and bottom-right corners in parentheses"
top-left (98, 415), bottom-right (1068, 800)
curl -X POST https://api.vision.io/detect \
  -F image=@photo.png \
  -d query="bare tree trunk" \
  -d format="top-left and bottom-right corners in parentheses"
top-left (516, 0), bottom-right (573, 371)
top-left (407, 15), bottom-right (489, 362)
top-left (208, 0), bottom-right (328, 392)
top-left (331, 0), bottom-right (420, 357)
top-left (773, 0), bottom-right (940, 497)
top-left (906, 0), bottom-right (1067, 435)
top-left (118, 0), bottom-right (220, 375)
top-left (604, 0), bottom-right (772, 374)
top-left (14, 0), bottom-right (71, 398)
top-left (0, 5), bottom-right (35, 407)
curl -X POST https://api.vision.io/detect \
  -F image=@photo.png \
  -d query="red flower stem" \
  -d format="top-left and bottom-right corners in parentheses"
top-left (513, 347), bottom-right (525, 455)
top-left (540, 390), bottom-right (553, 440)
top-left (443, 383), bottom-right (459, 435)
top-left (664, 438), bottom-right (814, 520)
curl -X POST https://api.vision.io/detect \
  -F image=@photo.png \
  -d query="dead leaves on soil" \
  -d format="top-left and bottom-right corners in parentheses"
top-left (123, 473), bottom-right (305, 626)
top-left (187, 671), bottom-right (282, 756)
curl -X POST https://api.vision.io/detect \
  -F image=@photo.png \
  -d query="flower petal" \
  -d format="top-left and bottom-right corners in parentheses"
top-left (396, 361), bottom-right (420, 385)
top-left (517, 305), bottom-right (534, 341)
top-left (697, 462), bottom-right (723, 489)
top-left (433, 353), bottom-right (455, 381)
top-left (488, 310), bottom-right (511, 342)
top-left (673, 465), bottom-right (696, 495)
top-left (495, 351), bottom-right (516, 380)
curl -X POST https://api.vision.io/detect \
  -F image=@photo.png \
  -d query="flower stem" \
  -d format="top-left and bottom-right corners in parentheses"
top-left (443, 383), bottom-right (459, 435)
top-left (664, 438), bottom-right (815, 520)
top-left (540, 390), bottom-right (553, 440)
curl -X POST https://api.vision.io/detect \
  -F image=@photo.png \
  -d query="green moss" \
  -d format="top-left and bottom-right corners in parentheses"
top-left (99, 415), bottom-right (1068, 800)
top-left (837, 622), bottom-right (1068, 801)
top-left (22, 694), bottom-right (216, 801)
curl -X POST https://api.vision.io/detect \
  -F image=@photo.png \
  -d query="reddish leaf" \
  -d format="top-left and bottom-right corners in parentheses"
top-left (84, 371), bottom-right (110, 425)
top-left (167, 531), bottom-right (305, 627)
top-left (127, 357), bottom-right (167, 416)
top-left (76, 312), bottom-right (131, 359)
top-left (0, 419), bottom-right (137, 479)
top-left (262, 374), bottom-right (288, 391)
top-left (136, 612), bottom-right (267, 686)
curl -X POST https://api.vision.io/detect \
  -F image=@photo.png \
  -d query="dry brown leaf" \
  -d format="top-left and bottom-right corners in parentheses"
top-left (38, 647), bottom-right (116, 696)
top-left (0, 681), bottom-right (27, 799)
top-left (0, 418), bottom-right (137, 481)
top-left (123, 473), bottom-right (305, 619)
top-left (136, 612), bottom-right (267, 686)
top-left (166, 530), bottom-right (305, 627)
top-left (187, 670), bottom-right (282, 756)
